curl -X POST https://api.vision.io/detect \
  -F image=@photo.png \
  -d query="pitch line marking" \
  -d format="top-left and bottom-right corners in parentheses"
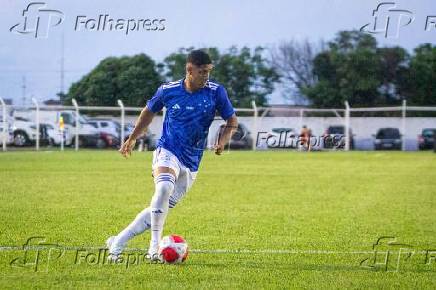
top-left (0, 246), bottom-right (429, 255)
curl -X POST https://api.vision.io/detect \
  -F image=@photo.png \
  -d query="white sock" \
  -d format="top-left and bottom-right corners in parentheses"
top-left (149, 173), bottom-right (175, 251)
top-left (115, 207), bottom-right (152, 246)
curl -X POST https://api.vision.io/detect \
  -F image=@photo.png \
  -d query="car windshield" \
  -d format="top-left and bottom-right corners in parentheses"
top-left (78, 115), bottom-right (89, 124)
top-left (328, 127), bottom-right (344, 134)
top-left (422, 129), bottom-right (434, 137)
top-left (377, 129), bottom-right (400, 139)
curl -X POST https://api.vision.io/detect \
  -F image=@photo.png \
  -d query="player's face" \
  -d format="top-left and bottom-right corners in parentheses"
top-left (187, 64), bottom-right (213, 88)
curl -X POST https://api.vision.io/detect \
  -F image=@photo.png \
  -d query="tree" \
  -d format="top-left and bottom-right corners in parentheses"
top-left (269, 39), bottom-right (320, 103)
top-left (65, 54), bottom-right (161, 107)
top-left (377, 46), bottom-right (410, 104)
top-left (401, 44), bottom-right (436, 106)
top-left (160, 46), bottom-right (279, 107)
top-left (303, 30), bottom-right (383, 108)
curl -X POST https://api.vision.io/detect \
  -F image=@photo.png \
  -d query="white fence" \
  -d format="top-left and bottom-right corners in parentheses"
top-left (1, 97), bottom-right (436, 151)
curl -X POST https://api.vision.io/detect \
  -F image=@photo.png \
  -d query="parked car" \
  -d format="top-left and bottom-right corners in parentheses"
top-left (87, 118), bottom-right (122, 148)
top-left (123, 123), bottom-right (156, 151)
top-left (0, 115), bottom-right (14, 145)
top-left (418, 128), bottom-right (435, 150)
top-left (215, 123), bottom-right (253, 149)
top-left (323, 125), bottom-right (354, 149)
top-left (11, 116), bottom-right (52, 146)
top-left (12, 110), bottom-right (98, 147)
top-left (374, 128), bottom-right (402, 150)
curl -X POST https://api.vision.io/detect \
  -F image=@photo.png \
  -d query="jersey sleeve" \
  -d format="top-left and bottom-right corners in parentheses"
top-left (146, 86), bottom-right (165, 113)
top-left (216, 86), bottom-right (235, 120)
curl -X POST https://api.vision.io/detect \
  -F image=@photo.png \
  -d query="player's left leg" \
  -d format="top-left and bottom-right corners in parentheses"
top-left (148, 165), bottom-right (197, 259)
top-left (107, 148), bottom-right (179, 260)
top-left (148, 167), bottom-right (176, 258)
top-left (107, 169), bottom-right (176, 261)
top-left (107, 167), bottom-right (195, 256)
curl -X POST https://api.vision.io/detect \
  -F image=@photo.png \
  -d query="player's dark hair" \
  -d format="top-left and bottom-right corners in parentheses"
top-left (186, 50), bottom-right (212, 66)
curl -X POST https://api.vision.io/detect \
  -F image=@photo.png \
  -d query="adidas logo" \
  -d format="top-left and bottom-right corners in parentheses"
top-left (172, 104), bottom-right (181, 110)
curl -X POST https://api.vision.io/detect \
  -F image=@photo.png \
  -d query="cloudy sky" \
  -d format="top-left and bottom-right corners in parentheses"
top-left (1, 0), bottom-right (435, 106)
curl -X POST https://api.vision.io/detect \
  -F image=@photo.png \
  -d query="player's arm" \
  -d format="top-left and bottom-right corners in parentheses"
top-left (119, 107), bottom-right (155, 158)
top-left (214, 114), bottom-right (238, 155)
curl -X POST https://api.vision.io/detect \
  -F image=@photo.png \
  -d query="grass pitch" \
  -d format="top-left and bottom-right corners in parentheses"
top-left (0, 150), bottom-right (435, 289)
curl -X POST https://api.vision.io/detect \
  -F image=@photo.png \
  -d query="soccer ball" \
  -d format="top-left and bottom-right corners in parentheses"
top-left (158, 234), bottom-right (189, 264)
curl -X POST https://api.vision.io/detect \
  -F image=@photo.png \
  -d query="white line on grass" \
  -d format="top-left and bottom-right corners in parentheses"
top-left (0, 246), bottom-right (427, 255)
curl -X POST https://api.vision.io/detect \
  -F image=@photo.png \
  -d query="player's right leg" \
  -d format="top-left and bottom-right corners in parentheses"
top-left (106, 207), bottom-right (152, 260)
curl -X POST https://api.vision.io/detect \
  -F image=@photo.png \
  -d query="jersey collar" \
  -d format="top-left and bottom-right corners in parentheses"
top-left (182, 78), bottom-right (209, 95)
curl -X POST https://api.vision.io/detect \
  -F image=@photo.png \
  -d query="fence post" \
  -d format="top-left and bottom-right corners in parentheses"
top-left (117, 100), bottom-right (125, 146)
top-left (251, 100), bottom-right (257, 151)
top-left (72, 99), bottom-right (79, 151)
top-left (344, 101), bottom-right (350, 151)
top-left (402, 99), bottom-right (407, 151)
top-left (299, 109), bottom-right (304, 131)
top-left (31, 98), bottom-right (40, 151)
top-left (0, 97), bottom-right (6, 151)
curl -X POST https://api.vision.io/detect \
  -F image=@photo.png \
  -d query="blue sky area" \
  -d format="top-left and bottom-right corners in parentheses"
top-left (1, 0), bottom-right (435, 106)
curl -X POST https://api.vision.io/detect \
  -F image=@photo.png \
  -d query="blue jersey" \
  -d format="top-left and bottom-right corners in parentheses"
top-left (146, 79), bottom-right (235, 171)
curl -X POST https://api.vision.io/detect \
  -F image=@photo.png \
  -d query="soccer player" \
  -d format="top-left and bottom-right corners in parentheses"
top-left (299, 125), bottom-right (312, 151)
top-left (106, 50), bottom-right (238, 261)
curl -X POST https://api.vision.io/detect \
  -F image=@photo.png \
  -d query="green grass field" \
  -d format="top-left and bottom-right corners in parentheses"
top-left (0, 150), bottom-right (435, 289)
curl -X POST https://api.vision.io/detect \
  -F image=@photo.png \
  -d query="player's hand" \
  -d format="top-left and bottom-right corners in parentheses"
top-left (214, 143), bottom-right (224, 155)
top-left (119, 137), bottom-right (136, 158)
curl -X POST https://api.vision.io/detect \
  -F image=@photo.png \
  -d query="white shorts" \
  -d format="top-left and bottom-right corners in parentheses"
top-left (152, 147), bottom-right (197, 208)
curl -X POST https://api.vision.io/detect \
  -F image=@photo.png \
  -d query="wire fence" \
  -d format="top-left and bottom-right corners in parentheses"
top-left (1, 97), bottom-right (436, 152)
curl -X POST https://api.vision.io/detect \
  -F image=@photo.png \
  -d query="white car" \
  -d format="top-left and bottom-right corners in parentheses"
top-left (12, 110), bottom-right (98, 147)
top-left (0, 121), bottom-right (14, 145)
top-left (87, 119), bottom-right (120, 137)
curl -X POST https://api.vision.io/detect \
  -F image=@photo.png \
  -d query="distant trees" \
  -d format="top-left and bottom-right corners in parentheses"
top-left (64, 32), bottom-right (435, 108)
top-left (401, 44), bottom-right (436, 106)
top-left (299, 30), bottom-right (435, 108)
top-left (65, 54), bottom-right (161, 107)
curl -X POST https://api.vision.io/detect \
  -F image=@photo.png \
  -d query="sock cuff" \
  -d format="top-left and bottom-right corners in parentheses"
top-left (155, 173), bottom-right (176, 185)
